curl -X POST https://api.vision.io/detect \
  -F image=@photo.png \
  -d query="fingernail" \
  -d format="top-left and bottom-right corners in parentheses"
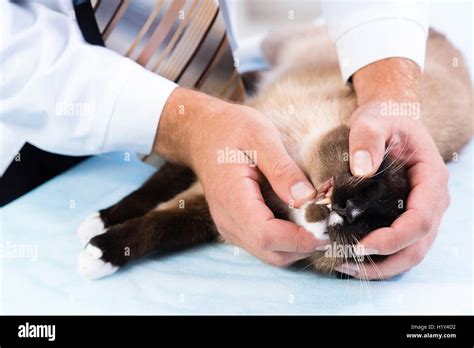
top-left (355, 246), bottom-right (379, 256)
top-left (352, 150), bottom-right (373, 176)
top-left (291, 181), bottom-right (315, 201)
top-left (335, 264), bottom-right (359, 277)
top-left (315, 244), bottom-right (331, 251)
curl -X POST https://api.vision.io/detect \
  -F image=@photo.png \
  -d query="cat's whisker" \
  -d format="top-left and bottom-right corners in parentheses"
top-left (387, 131), bottom-right (410, 166)
top-left (350, 233), bottom-right (384, 282)
top-left (349, 235), bottom-right (373, 297)
top-left (386, 128), bottom-right (414, 174)
top-left (389, 147), bottom-right (417, 175)
top-left (380, 132), bottom-right (397, 161)
top-left (365, 255), bottom-right (385, 281)
top-left (340, 236), bottom-right (357, 293)
top-left (298, 258), bottom-right (319, 272)
top-left (365, 128), bottom-right (407, 180)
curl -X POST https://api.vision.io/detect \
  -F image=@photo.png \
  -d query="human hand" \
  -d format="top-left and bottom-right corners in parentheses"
top-left (155, 87), bottom-right (329, 266)
top-left (336, 58), bottom-right (450, 279)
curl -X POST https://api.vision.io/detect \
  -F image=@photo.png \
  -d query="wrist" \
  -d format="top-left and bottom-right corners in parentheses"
top-left (153, 87), bottom-right (225, 167)
top-left (352, 57), bottom-right (421, 105)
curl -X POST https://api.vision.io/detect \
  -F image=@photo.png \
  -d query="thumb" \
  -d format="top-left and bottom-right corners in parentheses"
top-left (254, 133), bottom-right (316, 208)
top-left (349, 116), bottom-right (389, 177)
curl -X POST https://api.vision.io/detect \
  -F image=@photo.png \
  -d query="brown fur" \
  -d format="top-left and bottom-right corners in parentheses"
top-left (99, 162), bottom-right (196, 227)
top-left (305, 204), bottom-right (330, 223)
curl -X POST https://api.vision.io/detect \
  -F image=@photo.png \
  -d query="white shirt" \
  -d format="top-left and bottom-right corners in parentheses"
top-left (0, 0), bottom-right (429, 175)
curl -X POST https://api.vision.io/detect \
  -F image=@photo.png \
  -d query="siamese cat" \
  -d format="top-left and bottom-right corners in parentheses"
top-left (77, 27), bottom-right (473, 279)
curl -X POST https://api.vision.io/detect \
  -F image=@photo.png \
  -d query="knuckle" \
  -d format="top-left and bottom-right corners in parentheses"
top-left (296, 230), bottom-right (316, 253)
top-left (418, 214), bottom-right (433, 234)
top-left (385, 235), bottom-right (403, 255)
top-left (245, 116), bottom-right (270, 140)
top-left (256, 232), bottom-right (272, 250)
top-left (236, 118), bottom-right (260, 143)
top-left (269, 253), bottom-right (289, 267)
top-left (409, 248), bottom-right (426, 266)
top-left (296, 235), bottom-right (305, 253)
top-left (356, 119), bottom-right (383, 140)
top-left (272, 159), bottom-right (297, 181)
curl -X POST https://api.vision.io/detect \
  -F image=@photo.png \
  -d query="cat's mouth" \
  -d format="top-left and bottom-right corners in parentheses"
top-left (315, 177), bottom-right (334, 202)
top-left (313, 177), bottom-right (334, 209)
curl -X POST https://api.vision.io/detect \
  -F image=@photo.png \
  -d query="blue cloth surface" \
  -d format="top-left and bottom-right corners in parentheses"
top-left (1, 142), bottom-right (473, 315)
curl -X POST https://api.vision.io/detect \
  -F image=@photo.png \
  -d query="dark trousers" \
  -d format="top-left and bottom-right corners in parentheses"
top-left (0, 144), bottom-right (88, 207)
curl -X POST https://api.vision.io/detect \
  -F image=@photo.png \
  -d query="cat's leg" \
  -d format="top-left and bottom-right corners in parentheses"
top-left (99, 162), bottom-right (196, 227)
top-left (77, 186), bottom-right (218, 279)
top-left (77, 162), bottom-right (195, 245)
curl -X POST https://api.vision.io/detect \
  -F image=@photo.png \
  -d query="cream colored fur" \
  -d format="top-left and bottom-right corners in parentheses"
top-left (249, 26), bottom-right (473, 188)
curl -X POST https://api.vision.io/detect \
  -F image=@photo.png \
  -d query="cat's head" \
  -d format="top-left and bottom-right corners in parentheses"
top-left (327, 156), bottom-right (410, 244)
top-left (304, 155), bottom-right (410, 273)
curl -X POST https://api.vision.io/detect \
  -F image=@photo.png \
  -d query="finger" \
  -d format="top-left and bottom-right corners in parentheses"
top-left (231, 176), bottom-right (326, 253)
top-left (405, 159), bottom-right (450, 213)
top-left (349, 112), bottom-right (390, 177)
top-left (251, 129), bottom-right (316, 207)
top-left (255, 218), bottom-right (329, 253)
top-left (390, 122), bottom-right (444, 168)
top-left (358, 209), bottom-right (438, 256)
top-left (257, 250), bottom-right (314, 267)
top-left (336, 233), bottom-right (434, 280)
top-left (358, 163), bottom-right (447, 255)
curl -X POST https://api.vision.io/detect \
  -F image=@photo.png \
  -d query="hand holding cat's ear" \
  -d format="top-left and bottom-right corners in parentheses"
top-left (349, 57), bottom-right (421, 178)
top-left (342, 102), bottom-right (449, 279)
top-left (345, 56), bottom-right (448, 279)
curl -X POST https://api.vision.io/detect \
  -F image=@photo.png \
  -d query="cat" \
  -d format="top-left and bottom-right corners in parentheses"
top-left (77, 27), bottom-right (473, 279)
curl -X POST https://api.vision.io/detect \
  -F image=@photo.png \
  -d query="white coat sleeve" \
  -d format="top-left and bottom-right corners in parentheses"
top-left (321, 0), bottom-right (429, 81)
top-left (0, 0), bottom-right (177, 174)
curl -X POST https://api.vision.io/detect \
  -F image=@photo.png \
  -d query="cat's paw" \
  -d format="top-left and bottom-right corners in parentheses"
top-left (290, 201), bottom-right (330, 240)
top-left (77, 212), bottom-right (106, 246)
top-left (77, 244), bottom-right (118, 280)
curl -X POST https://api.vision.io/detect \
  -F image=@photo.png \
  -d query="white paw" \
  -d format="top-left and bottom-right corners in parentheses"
top-left (290, 202), bottom-right (330, 240)
top-left (77, 212), bottom-right (106, 246)
top-left (77, 244), bottom-right (118, 280)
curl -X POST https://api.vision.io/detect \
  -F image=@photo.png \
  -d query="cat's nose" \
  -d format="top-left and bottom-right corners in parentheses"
top-left (332, 200), bottom-right (356, 224)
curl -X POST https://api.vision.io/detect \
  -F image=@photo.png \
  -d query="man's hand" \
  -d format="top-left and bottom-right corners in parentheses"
top-left (154, 87), bottom-right (329, 266)
top-left (336, 58), bottom-right (450, 279)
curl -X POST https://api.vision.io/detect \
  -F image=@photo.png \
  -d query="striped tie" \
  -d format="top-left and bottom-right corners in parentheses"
top-left (90, 0), bottom-right (245, 102)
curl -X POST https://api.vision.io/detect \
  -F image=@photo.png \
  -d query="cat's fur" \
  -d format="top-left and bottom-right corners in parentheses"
top-left (77, 27), bottom-right (473, 280)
